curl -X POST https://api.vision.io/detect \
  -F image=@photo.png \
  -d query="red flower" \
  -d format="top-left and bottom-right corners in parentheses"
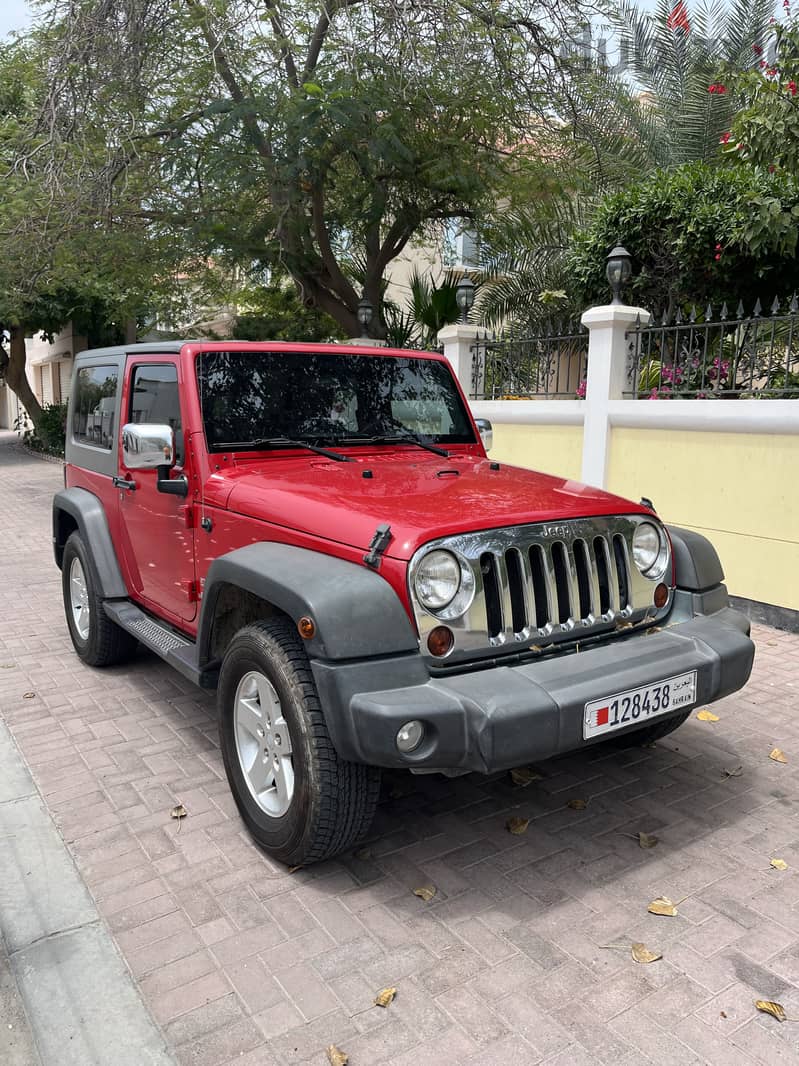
top-left (720, 131), bottom-right (731, 144)
top-left (708, 83), bottom-right (727, 94)
top-left (760, 60), bottom-right (767, 68)
top-left (715, 243), bottom-right (723, 250)
top-left (714, 253), bottom-right (721, 261)
top-left (769, 164), bottom-right (776, 172)
top-left (753, 44), bottom-right (763, 55)
top-left (766, 68), bottom-right (778, 77)
top-left (667, 1), bottom-right (691, 31)
top-left (789, 81), bottom-right (797, 96)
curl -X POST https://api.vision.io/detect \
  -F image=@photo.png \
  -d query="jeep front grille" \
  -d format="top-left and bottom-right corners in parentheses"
top-left (409, 516), bottom-right (672, 666)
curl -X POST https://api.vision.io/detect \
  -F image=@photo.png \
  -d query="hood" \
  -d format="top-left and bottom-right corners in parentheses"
top-left (213, 451), bottom-right (650, 561)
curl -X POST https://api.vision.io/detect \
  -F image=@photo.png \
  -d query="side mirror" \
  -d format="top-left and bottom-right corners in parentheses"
top-left (474, 417), bottom-right (493, 452)
top-left (122, 423), bottom-right (176, 469)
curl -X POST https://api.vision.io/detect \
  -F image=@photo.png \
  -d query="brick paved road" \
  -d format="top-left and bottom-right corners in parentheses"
top-left (2, 433), bottom-right (799, 1066)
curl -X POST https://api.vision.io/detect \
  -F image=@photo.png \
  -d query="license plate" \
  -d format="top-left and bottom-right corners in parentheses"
top-left (583, 671), bottom-right (697, 739)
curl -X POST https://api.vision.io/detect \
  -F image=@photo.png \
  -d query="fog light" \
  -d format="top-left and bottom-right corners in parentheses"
top-left (427, 625), bottom-right (454, 657)
top-left (654, 583), bottom-right (668, 609)
top-left (396, 720), bottom-right (425, 753)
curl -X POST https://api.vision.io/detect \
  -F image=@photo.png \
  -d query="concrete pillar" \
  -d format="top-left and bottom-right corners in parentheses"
top-left (437, 323), bottom-right (481, 396)
top-left (580, 303), bottom-right (650, 488)
top-left (347, 336), bottom-right (387, 348)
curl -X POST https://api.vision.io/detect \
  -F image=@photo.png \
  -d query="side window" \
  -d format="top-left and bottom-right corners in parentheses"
top-left (72, 365), bottom-right (119, 450)
top-left (129, 364), bottom-right (183, 464)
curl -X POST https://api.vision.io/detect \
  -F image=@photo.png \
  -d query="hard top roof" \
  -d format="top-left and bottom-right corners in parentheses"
top-left (74, 340), bottom-right (445, 361)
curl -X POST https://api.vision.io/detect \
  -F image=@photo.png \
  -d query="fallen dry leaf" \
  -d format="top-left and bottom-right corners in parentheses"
top-left (567, 798), bottom-right (588, 811)
top-left (616, 621), bottom-right (634, 631)
top-left (696, 709), bottom-right (720, 722)
top-left (645, 626), bottom-right (663, 636)
top-left (638, 832), bottom-right (659, 849)
top-left (722, 765), bottom-right (743, 778)
top-left (755, 1000), bottom-right (787, 1022)
top-left (374, 987), bottom-right (397, 1008)
top-left (0, 663), bottom-right (15, 669)
top-left (413, 885), bottom-right (437, 902)
top-left (771, 859), bottom-right (788, 871)
top-left (510, 767), bottom-right (542, 787)
top-left (506, 816), bottom-right (530, 835)
top-left (631, 942), bottom-right (662, 964)
top-left (22, 692), bottom-right (35, 700)
top-left (287, 864), bottom-right (303, 874)
top-left (326, 1045), bottom-right (349, 1065)
top-left (353, 847), bottom-right (372, 860)
top-left (648, 896), bottom-right (678, 917)
top-left (770, 748), bottom-right (788, 764)
top-left (720, 1011), bottom-right (727, 1019)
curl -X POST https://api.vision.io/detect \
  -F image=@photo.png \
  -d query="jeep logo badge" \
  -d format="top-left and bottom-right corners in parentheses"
top-left (543, 524), bottom-right (571, 538)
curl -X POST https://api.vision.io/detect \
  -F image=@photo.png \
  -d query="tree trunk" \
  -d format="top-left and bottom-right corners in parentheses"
top-left (5, 327), bottom-right (43, 429)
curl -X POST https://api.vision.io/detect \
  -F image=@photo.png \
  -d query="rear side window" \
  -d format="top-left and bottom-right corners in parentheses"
top-left (71, 365), bottom-right (119, 449)
top-left (129, 364), bottom-right (183, 463)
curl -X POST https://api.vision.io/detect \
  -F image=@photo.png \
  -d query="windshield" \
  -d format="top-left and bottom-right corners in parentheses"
top-left (196, 349), bottom-right (476, 452)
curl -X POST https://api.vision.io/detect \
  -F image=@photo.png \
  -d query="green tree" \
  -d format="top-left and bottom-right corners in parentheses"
top-left (35, 0), bottom-right (590, 338)
top-left (568, 161), bottom-right (799, 314)
top-left (724, 15), bottom-right (799, 173)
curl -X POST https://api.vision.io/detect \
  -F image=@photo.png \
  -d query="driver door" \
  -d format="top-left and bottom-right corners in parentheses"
top-left (116, 359), bottom-right (197, 625)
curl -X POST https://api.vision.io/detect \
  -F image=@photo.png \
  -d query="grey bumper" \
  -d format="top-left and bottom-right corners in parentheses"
top-left (311, 601), bottom-right (754, 774)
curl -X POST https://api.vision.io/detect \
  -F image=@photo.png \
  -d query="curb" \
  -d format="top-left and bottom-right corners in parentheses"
top-left (0, 720), bottom-right (176, 1066)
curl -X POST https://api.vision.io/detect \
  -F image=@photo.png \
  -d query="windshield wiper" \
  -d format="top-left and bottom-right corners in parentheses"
top-left (215, 437), bottom-right (353, 462)
top-left (338, 433), bottom-right (449, 458)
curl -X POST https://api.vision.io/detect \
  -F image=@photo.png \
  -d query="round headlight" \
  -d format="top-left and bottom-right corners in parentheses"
top-left (414, 549), bottom-right (461, 610)
top-left (632, 522), bottom-right (667, 578)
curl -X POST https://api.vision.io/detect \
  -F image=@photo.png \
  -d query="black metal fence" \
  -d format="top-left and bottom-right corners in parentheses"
top-left (469, 320), bottom-right (588, 400)
top-left (626, 297), bottom-right (799, 399)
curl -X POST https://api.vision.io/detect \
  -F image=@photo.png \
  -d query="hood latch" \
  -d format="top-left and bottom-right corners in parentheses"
top-left (364, 523), bottom-right (392, 570)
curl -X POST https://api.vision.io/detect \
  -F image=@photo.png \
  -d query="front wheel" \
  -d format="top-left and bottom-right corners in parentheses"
top-left (218, 618), bottom-right (380, 866)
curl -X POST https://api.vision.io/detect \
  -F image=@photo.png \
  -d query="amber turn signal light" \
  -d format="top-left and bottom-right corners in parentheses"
top-left (298, 616), bottom-right (316, 639)
top-left (427, 626), bottom-right (454, 657)
top-left (654, 583), bottom-right (668, 609)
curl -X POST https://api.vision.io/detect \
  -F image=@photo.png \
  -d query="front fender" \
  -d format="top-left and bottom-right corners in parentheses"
top-left (52, 488), bottom-right (127, 599)
top-left (198, 543), bottom-right (418, 666)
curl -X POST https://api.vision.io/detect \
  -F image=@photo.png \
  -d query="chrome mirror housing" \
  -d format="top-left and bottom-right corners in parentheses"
top-left (122, 423), bottom-right (176, 470)
top-left (474, 417), bottom-right (493, 452)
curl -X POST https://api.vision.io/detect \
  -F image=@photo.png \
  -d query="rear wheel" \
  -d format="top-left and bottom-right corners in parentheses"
top-left (218, 618), bottom-right (380, 866)
top-left (61, 532), bottom-right (138, 666)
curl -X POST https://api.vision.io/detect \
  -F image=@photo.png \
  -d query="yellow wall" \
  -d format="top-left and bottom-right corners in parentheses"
top-left (607, 428), bottom-right (799, 611)
top-left (491, 423), bottom-right (583, 482)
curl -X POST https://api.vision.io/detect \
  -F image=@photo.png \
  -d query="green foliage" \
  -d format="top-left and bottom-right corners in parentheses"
top-left (18, 403), bottom-right (68, 456)
top-left (724, 15), bottom-right (799, 174)
top-left (568, 162), bottom-right (799, 313)
top-left (234, 280), bottom-right (345, 342)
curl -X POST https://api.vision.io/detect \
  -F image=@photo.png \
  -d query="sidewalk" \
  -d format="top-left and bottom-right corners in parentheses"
top-left (2, 431), bottom-right (799, 1066)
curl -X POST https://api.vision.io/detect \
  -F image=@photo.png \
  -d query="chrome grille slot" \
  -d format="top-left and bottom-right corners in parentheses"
top-left (593, 536), bottom-right (611, 614)
top-left (528, 545), bottom-right (550, 628)
top-left (573, 539), bottom-right (593, 619)
top-left (409, 514), bottom-right (671, 666)
top-left (550, 541), bottom-right (571, 624)
top-left (505, 549), bottom-right (528, 634)
top-left (612, 534), bottom-right (630, 609)
top-left (480, 552), bottom-right (503, 639)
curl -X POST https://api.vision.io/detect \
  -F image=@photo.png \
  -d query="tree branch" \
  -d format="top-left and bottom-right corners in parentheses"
top-left (263, 0), bottom-right (300, 89)
top-left (303, 0), bottom-right (362, 80)
top-left (310, 183), bottom-right (359, 307)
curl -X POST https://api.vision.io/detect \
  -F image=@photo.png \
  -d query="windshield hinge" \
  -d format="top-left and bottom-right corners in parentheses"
top-left (364, 523), bottom-right (392, 570)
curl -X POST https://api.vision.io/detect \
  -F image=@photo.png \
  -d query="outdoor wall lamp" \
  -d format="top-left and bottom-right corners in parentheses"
top-left (456, 276), bottom-right (475, 322)
top-left (357, 296), bottom-right (374, 338)
top-left (606, 245), bottom-right (633, 305)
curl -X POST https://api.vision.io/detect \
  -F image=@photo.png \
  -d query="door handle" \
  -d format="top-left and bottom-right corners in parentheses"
top-left (113, 476), bottom-right (136, 491)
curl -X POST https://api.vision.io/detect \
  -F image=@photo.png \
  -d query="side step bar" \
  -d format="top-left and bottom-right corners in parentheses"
top-left (103, 601), bottom-right (218, 688)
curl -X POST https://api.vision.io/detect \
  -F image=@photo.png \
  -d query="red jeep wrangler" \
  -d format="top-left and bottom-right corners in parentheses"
top-left (53, 341), bottom-right (754, 865)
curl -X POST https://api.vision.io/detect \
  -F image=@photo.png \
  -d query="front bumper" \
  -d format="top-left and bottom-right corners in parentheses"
top-left (311, 595), bottom-right (754, 774)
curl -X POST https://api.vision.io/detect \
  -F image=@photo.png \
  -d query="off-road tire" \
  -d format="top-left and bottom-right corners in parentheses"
top-left (218, 618), bottom-right (381, 866)
top-left (61, 532), bottom-right (138, 667)
top-left (611, 709), bottom-right (692, 747)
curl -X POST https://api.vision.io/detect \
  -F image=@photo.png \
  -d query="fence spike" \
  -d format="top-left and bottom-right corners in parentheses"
top-left (662, 307), bottom-right (672, 326)
top-left (634, 312), bottom-right (641, 329)
top-left (675, 307), bottom-right (683, 325)
top-left (705, 303), bottom-right (713, 322)
top-left (753, 297), bottom-right (762, 317)
top-left (689, 305), bottom-right (697, 323)
top-left (736, 300), bottom-right (745, 318)
top-left (791, 293), bottom-right (799, 314)
top-left (771, 295), bottom-right (781, 315)
top-left (720, 302), bottom-right (728, 320)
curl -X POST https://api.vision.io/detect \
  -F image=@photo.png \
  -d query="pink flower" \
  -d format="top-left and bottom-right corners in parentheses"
top-left (720, 132), bottom-right (731, 144)
top-left (576, 381), bottom-right (587, 399)
top-left (715, 253), bottom-right (721, 260)
top-left (753, 44), bottom-right (763, 55)
top-left (715, 243), bottom-right (723, 250)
